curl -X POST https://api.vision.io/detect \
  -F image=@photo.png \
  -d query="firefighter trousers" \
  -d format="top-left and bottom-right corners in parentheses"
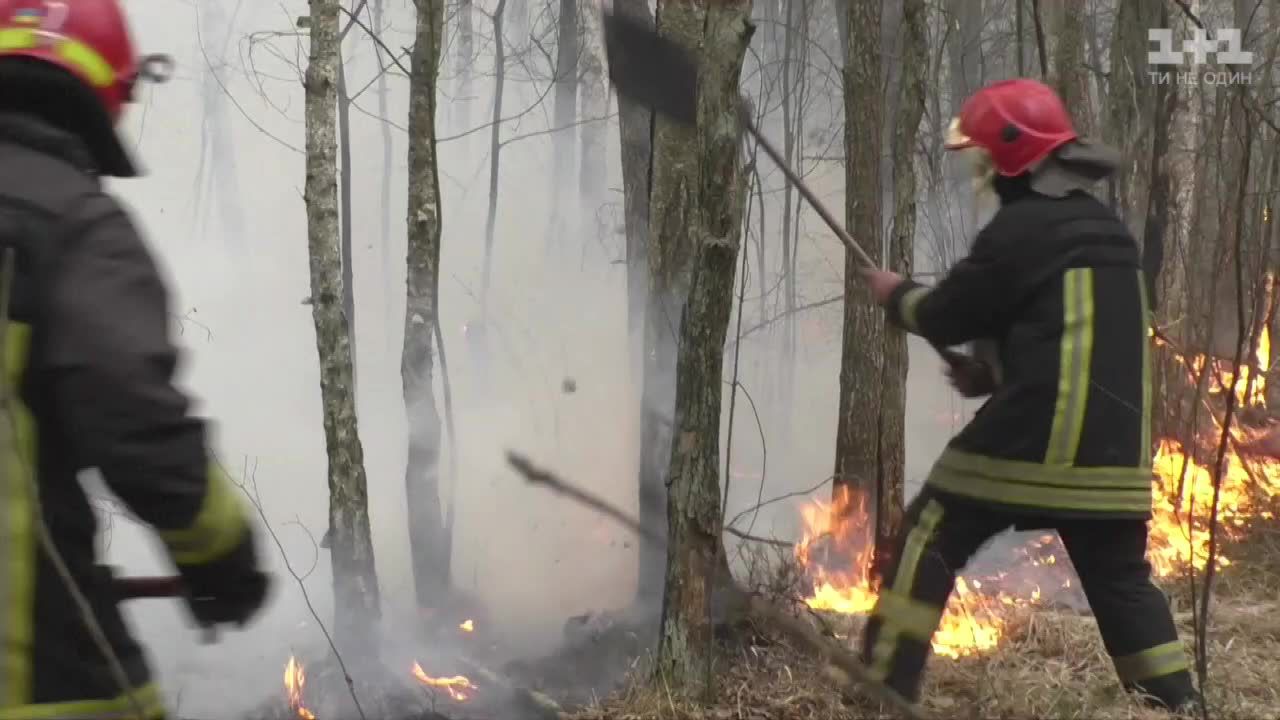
top-left (860, 487), bottom-right (1196, 709)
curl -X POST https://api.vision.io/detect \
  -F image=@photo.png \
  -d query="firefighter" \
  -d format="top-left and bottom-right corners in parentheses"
top-left (857, 78), bottom-right (1198, 713)
top-left (0, 1), bottom-right (269, 718)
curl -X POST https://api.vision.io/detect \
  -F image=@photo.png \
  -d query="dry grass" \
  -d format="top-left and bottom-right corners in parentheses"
top-left (565, 558), bottom-right (1280, 720)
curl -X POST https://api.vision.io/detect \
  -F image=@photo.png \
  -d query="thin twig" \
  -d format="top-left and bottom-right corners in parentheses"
top-left (725, 526), bottom-right (794, 549)
top-left (221, 456), bottom-right (368, 720)
top-left (505, 451), bottom-right (928, 720)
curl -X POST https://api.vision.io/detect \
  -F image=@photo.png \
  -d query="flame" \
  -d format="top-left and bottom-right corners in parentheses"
top-left (795, 487), bottom-right (1040, 658)
top-left (459, 619), bottom-right (475, 633)
top-left (411, 662), bottom-right (476, 702)
top-left (796, 278), bottom-right (1280, 658)
top-left (284, 656), bottom-right (317, 720)
top-left (1148, 436), bottom-right (1279, 575)
top-left (797, 426), bottom-right (1280, 657)
top-left (1179, 325), bottom-right (1270, 407)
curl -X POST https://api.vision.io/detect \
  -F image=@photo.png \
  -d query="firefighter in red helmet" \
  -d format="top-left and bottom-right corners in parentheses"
top-left (859, 78), bottom-right (1198, 713)
top-left (0, 2), bottom-right (269, 718)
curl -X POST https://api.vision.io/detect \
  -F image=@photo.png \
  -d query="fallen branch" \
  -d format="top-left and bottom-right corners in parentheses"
top-left (452, 654), bottom-right (563, 720)
top-left (504, 451), bottom-right (928, 720)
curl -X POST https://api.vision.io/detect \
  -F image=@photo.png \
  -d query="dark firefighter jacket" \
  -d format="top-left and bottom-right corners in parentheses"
top-left (0, 114), bottom-right (255, 719)
top-left (886, 180), bottom-right (1154, 519)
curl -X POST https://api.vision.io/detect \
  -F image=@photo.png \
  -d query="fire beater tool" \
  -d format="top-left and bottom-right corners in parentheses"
top-left (600, 7), bottom-right (967, 372)
top-left (505, 450), bottom-right (930, 720)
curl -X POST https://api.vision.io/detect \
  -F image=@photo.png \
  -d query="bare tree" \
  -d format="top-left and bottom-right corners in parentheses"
top-left (480, 0), bottom-right (510, 319)
top-left (455, 0), bottom-right (476, 135)
top-left (372, 0), bottom-right (397, 351)
top-left (578, 0), bottom-right (609, 235)
top-left (545, 0), bottom-right (581, 252)
top-left (650, 0), bottom-right (754, 696)
top-left (614, 0), bottom-right (654, 379)
top-left (194, 1), bottom-right (249, 252)
top-left (303, 0), bottom-right (380, 655)
top-left (404, 0), bottom-right (451, 614)
top-left (832, 0), bottom-right (894, 557)
top-left (876, 0), bottom-right (927, 549)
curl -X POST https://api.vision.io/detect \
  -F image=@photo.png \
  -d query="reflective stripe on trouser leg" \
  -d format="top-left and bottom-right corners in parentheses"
top-left (864, 499), bottom-right (945, 694)
top-left (1, 323), bottom-right (35, 709)
top-left (0, 682), bottom-right (167, 720)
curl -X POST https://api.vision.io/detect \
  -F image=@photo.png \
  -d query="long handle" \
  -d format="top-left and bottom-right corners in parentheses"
top-left (737, 106), bottom-right (966, 367)
top-left (113, 576), bottom-right (219, 644)
top-left (114, 575), bottom-right (186, 599)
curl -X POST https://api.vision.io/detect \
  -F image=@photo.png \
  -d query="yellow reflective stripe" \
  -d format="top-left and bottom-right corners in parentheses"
top-left (1, 323), bottom-right (35, 708)
top-left (898, 286), bottom-right (931, 334)
top-left (157, 465), bottom-right (249, 565)
top-left (869, 500), bottom-right (944, 681)
top-left (1045, 268), bottom-right (1094, 466)
top-left (937, 448), bottom-right (1151, 487)
top-left (0, 29), bottom-right (116, 88)
top-left (928, 449), bottom-right (1151, 514)
top-left (1112, 641), bottom-right (1190, 683)
top-left (871, 590), bottom-right (944, 643)
top-left (0, 682), bottom-right (166, 720)
top-left (1138, 271), bottom-right (1152, 468)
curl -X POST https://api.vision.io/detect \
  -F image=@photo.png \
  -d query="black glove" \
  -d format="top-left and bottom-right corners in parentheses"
top-left (945, 355), bottom-right (998, 398)
top-left (177, 530), bottom-right (270, 628)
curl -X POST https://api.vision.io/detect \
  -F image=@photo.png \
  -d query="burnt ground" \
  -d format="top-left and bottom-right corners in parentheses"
top-left (564, 525), bottom-right (1280, 720)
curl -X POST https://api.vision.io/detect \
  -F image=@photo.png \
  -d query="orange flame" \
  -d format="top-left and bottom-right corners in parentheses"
top-left (797, 281), bottom-right (1280, 657)
top-left (1149, 436), bottom-right (1279, 575)
top-left (412, 662), bottom-right (476, 702)
top-left (284, 656), bottom-right (317, 720)
top-left (795, 488), bottom-right (1045, 657)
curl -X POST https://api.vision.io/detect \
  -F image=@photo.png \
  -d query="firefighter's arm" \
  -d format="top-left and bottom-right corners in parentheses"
top-left (884, 232), bottom-right (1009, 347)
top-left (44, 197), bottom-right (266, 621)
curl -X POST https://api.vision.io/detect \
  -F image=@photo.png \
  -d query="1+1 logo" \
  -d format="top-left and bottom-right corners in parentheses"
top-left (1147, 28), bottom-right (1256, 86)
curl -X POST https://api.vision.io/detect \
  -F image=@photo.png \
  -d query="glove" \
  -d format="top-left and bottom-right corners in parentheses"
top-left (178, 530), bottom-right (270, 628)
top-left (945, 355), bottom-right (998, 398)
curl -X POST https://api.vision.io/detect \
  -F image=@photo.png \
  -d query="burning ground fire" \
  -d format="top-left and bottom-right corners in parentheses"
top-left (283, 621), bottom-right (480, 717)
top-left (284, 654), bottom-right (478, 717)
top-left (795, 322), bottom-right (1280, 659)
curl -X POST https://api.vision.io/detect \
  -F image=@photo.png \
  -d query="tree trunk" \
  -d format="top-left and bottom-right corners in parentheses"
top-left (877, 0), bottom-right (925, 550)
top-left (195, 1), bottom-right (248, 253)
top-left (1047, 0), bottom-right (1093, 136)
top-left (480, 0), bottom-right (509, 319)
top-left (578, 0), bottom-right (609, 238)
top-left (304, 0), bottom-right (380, 656)
top-left (404, 0), bottom-right (450, 614)
top-left (546, 0), bottom-right (580, 253)
top-left (652, 0), bottom-right (754, 697)
top-left (832, 0), bottom-right (885, 550)
top-left (615, 0), bottom-right (654, 381)
top-left (337, 56), bottom-right (357, 390)
top-left (373, 0), bottom-right (396, 352)
top-left (1106, 0), bottom-right (1159, 229)
top-left (944, 0), bottom-right (983, 240)
top-left (455, 0), bottom-right (475, 138)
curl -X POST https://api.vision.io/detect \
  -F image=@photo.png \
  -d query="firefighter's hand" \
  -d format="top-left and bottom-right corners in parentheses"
top-left (945, 356), bottom-right (998, 398)
top-left (860, 268), bottom-right (904, 305)
top-left (178, 534), bottom-right (271, 628)
top-left (183, 567), bottom-right (270, 628)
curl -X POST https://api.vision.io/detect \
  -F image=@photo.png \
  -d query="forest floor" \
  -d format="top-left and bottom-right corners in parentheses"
top-left (563, 527), bottom-right (1280, 720)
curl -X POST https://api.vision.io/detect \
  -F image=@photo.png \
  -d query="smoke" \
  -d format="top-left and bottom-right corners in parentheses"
top-left (69, 2), bottom-right (1049, 718)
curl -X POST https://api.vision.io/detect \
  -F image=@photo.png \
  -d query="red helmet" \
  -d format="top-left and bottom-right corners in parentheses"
top-left (0, 0), bottom-right (139, 121)
top-left (944, 79), bottom-right (1077, 176)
